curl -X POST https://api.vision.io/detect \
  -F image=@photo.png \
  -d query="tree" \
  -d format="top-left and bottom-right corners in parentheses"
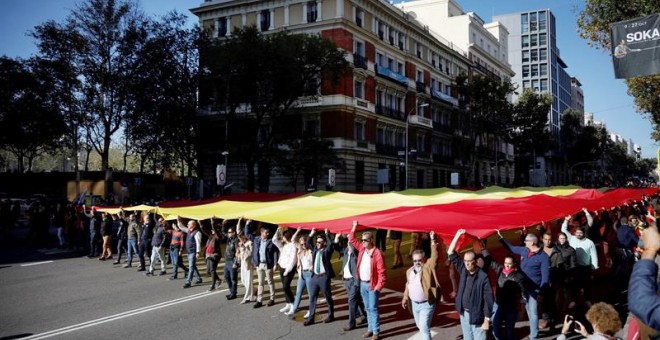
top-left (124, 12), bottom-right (204, 176)
top-left (273, 137), bottom-right (344, 192)
top-left (0, 57), bottom-right (66, 172)
top-left (31, 0), bottom-right (151, 172)
top-left (577, 0), bottom-right (660, 139)
top-left (561, 109), bottom-right (610, 184)
top-left (508, 89), bottom-right (553, 185)
top-left (201, 27), bottom-right (349, 192)
top-left (456, 74), bottom-right (515, 186)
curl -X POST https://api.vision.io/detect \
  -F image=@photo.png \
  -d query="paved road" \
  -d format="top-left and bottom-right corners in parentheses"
top-left (0, 242), bottom-right (579, 340)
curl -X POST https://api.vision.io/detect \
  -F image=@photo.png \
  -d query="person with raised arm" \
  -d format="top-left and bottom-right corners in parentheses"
top-left (244, 219), bottom-right (279, 308)
top-left (177, 216), bottom-right (203, 288)
top-left (448, 229), bottom-right (493, 340)
top-left (349, 221), bottom-right (387, 340)
top-left (561, 210), bottom-right (598, 308)
top-left (272, 226), bottom-right (300, 313)
top-left (333, 232), bottom-right (366, 332)
top-left (628, 214), bottom-right (660, 330)
top-left (237, 217), bottom-right (255, 303)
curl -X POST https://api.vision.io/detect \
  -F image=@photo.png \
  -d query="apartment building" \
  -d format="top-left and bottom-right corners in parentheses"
top-left (191, 0), bottom-right (471, 192)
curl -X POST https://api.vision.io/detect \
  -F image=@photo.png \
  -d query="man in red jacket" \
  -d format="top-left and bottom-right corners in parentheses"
top-left (349, 221), bottom-right (387, 340)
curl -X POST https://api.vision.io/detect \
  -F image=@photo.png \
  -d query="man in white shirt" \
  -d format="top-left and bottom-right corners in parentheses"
top-left (561, 210), bottom-right (598, 307)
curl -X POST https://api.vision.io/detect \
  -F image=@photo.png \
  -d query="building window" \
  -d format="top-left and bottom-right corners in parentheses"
top-left (531, 64), bottom-right (539, 77)
top-left (540, 79), bottom-right (548, 92)
top-left (539, 11), bottom-right (547, 30)
top-left (397, 62), bottom-right (404, 74)
top-left (521, 36), bottom-right (530, 48)
top-left (378, 21), bottom-right (385, 40)
top-left (377, 128), bottom-right (385, 144)
top-left (355, 121), bottom-right (365, 141)
top-left (398, 32), bottom-right (405, 50)
top-left (376, 52), bottom-right (384, 65)
top-left (539, 48), bottom-right (547, 61)
top-left (355, 7), bottom-right (363, 27)
top-left (521, 13), bottom-right (529, 33)
top-left (376, 90), bottom-right (383, 106)
top-left (307, 2), bottom-right (318, 23)
top-left (530, 12), bottom-right (538, 31)
top-left (217, 17), bottom-right (227, 37)
top-left (540, 63), bottom-right (548, 76)
top-left (355, 41), bottom-right (365, 56)
top-left (354, 79), bottom-right (364, 99)
top-left (531, 49), bottom-right (538, 62)
top-left (304, 120), bottom-right (319, 137)
top-left (539, 33), bottom-right (547, 45)
top-left (260, 10), bottom-right (270, 31)
top-left (416, 70), bottom-right (423, 82)
top-left (532, 79), bottom-right (539, 92)
top-left (355, 161), bottom-right (364, 186)
top-left (531, 34), bottom-right (538, 47)
top-left (522, 50), bottom-right (530, 63)
top-left (415, 42), bottom-right (422, 58)
top-left (522, 65), bottom-right (530, 77)
top-left (396, 132), bottom-right (404, 147)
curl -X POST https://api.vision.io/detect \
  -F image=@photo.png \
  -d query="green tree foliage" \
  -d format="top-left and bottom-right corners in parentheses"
top-left (508, 89), bottom-right (553, 185)
top-left (0, 57), bottom-right (66, 172)
top-left (201, 27), bottom-right (349, 192)
top-left (31, 0), bottom-right (151, 171)
top-left (273, 137), bottom-right (345, 192)
top-left (577, 0), bottom-right (660, 139)
top-left (124, 12), bottom-right (204, 175)
top-left (456, 74), bottom-right (515, 186)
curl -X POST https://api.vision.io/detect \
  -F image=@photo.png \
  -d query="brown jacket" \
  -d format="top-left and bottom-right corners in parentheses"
top-left (402, 239), bottom-right (441, 313)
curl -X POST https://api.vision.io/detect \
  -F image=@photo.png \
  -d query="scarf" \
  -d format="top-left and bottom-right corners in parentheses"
top-left (502, 266), bottom-right (517, 276)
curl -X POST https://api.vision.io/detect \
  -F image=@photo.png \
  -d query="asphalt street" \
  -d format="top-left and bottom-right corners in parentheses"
top-left (0, 242), bottom-right (576, 340)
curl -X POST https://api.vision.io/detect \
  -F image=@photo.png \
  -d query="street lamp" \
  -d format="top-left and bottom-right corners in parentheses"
top-left (221, 151), bottom-right (229, 194)
top-left (405, 103), bottom-right (429, 190)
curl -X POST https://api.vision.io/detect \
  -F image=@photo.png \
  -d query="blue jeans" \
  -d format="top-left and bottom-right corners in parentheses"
top-left (291, 270), bottom-right (312, 312)
top-left (224, 259), bottom-right (238, 296)
top-left (524, 293), bottom-right (539, 340)
top-left (127, 239), bottom-right (138, 265)
top-left (360, 281), bottom-right (381, 335)
top-left (186, 253), bottom-right (202, 284)
top-left (412, 301), bottom-right (436, 340)
top-left (459, 310), bottom-right (487, 340)
top-left (492, 302), bottom-right (517, 340)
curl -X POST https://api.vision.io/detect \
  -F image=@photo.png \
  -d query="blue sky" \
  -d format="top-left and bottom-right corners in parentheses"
top-left (0, 0), bottom-right (656, 158)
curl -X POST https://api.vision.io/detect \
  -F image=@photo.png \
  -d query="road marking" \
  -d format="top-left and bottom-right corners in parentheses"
top-left (20, 289), bottom-right (228, 340)
top-left (20, 261), bottom-right (53, 267)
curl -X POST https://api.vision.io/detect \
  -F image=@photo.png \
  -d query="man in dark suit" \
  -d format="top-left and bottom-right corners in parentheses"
top-left (305, 228), bottom-right (335, 326)
top-left (334, 233), bottom-right (367, 331)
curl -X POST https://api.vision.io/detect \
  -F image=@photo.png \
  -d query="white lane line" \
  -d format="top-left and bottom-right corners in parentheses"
top-left (20, 289), bottom-right (228, 340)
top-left (20, 261), bottom-right (54, 267)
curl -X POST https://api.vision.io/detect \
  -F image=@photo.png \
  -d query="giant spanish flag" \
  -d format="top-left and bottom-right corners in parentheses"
top-left (95, 186), bottom-right (657, 245)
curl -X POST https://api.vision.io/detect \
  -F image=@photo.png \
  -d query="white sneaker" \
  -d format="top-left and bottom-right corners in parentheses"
top-left (279, 304), bottom-right (291, 313)
top-left (304, 311), bottom-right (310, 319)
top-left (284, 307), bottom-right (295, 316)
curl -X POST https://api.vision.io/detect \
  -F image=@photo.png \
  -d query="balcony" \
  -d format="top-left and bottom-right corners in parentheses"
top-left (433, 123), bottom-right (453, 134)
top-left (473, 63), bottom-right (501, 82)
top-left (375, 104), bottom-right (405, 121)
top-left (353, 53), bottom-right (367, 70)
top-left (378, 31), bottom-right (384, 40)
top-left (375, 143), bottom-right (399, 157)
top-left (416, 81), bottom-right (426, 93)
top-left (356, 140), bottom-right (368, 148)
top-left (433, 154), bottom-right (453, 165)
top-left (431, 89), bottom-right (458, 107)
top-left (376, 64), bottom-right (408, 86)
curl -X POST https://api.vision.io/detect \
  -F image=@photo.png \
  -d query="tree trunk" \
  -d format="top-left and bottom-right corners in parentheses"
top-left (246, 158), bottom-right (256, 192)
top-left (101, 136), bottom-right (111, 171)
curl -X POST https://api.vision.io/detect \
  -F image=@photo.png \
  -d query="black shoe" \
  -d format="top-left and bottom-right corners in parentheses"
top-left (137, 268), bottom-right (146, 272)
top-left (287, 313), bottom-right (297, 320)
top-left (159, 271), bottom-right (166, 276)
top-left (267, 299), bottom-right (275, 307)
top-left (343, 325), bottom-right (355, 331)
top-left (182, 283), bottom-right (191, 289)
top-left (112, 261), bottom-right (120, 265)
top-left (323, 316), bottom-right (334, 323)
top-left (304, 318), bottom-right (315, 326)
top-left (357, 317), bottom-right (367, 325)
top-left (145, 271), bottom-right (153, 276)
top-left (123, 264), bottom-right (132, 268)
top-left (226, 295), bottom-right (237, 300)
top-left (253, 301), bottom-right (263, 308)
top-left (195, 279), bottom-right (203, 285)
top-left (208, 286), bottom-right (216, 292)
top-left (168, 276), bottom-right (177, 281)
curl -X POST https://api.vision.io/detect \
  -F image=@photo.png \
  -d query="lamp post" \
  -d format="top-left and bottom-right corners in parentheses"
top-left (405, 103), bottom-right (429, 190)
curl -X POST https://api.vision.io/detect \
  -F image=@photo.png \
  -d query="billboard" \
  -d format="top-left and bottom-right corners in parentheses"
top-left (611, 13), bottom-right (660, 78)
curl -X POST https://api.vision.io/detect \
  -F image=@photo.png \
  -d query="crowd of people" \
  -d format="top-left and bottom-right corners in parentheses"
top-left (4, 193), bottom-right (660, 340)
